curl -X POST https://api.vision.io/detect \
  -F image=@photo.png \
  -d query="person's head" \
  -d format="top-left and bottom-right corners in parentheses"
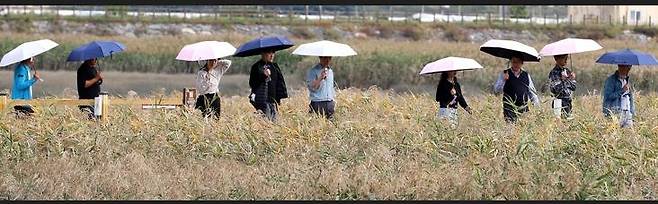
top-left (554, 54), bottom-right (568, 67)
top-left (441, 70), bottom-right (458, 81)
top-left (510, 56), bottom-right (524, 70)
top-left (618, 64), bottom-right (632, 76)
top-left (204, 58), bottom-right (218, 70)
top-left (84, 58), bottom-right (97, 67)
top-left (21, 57), bottom-right (35, 67)
top-left (261, 50), bottom-right (275, 62)
top-left (319, 56), bottom-right (332, 67)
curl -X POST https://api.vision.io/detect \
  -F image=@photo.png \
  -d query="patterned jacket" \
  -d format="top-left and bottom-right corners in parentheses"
top-left (548, 65), bottom-right (577, 99)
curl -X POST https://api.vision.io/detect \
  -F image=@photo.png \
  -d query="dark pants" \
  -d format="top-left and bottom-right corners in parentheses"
top-left (78, 105), bottom-right (96, 120)
top-left (195, 93), bottom-right (221, 118)
top-left (309, 100), bottom-right (335, 119)
top-left (503, 101), bottom-right (529, 123)
top-left (13, 105), bottom-right (34, 117)
top-left (253, 102), bottom-right (277, 121)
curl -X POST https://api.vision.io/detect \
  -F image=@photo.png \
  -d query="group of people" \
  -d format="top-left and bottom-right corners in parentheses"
top-left (192, 49), bottom-right (336, 121)
top-left (8, 45), bottom-right (638, 128)
top-left (437, 54), bottom-right (636, 128)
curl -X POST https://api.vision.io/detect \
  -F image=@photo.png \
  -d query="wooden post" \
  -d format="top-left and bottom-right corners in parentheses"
top-left (609, 14), bottom-right (612, 25)
top-left (319, 5), bottom-right (322, 22)
top-left (650, 16), bottom-right (652, 27)
top-left (305, 5), bottom-right (308, 23)
top-left (488, 12), bottom-right (491, 26)
top-left (569, 14), bottom-right (572, 25)
top-left (0, 92), bottom-right (7, 112)
top-left (183, 88), bottom-right (197, 109)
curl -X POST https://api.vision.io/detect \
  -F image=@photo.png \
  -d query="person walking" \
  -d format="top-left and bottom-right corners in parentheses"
top-left (249, 49), bottom-right (288, 121)
top-left (493, 56), bottom-right (541, 123)
top-left (306, 56), bottom-right (336, 119)
top-left (435, 70), bottom-right (472, 126)
top-left (548, 54), bottom-right (577, 119)
top-left (602, 64), bottom-right (635, 128)
top-left (195, 58), bottom-right (231, 119)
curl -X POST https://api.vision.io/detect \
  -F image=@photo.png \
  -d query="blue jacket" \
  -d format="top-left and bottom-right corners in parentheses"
top-left (11, 63), bottom-right (37, 100)
top-left (602, 71), bottom-right (635, 117)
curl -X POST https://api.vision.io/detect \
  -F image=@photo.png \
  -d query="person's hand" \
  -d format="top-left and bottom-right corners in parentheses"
top-left (450, 88), bottom-right (457, 95)
top-left (569, 72), bottom-right (576, 80)
top-left (319, 69), bottom-right (327, 80)
top-left (33, 72), bottom-right (41, 80)
top-left (465, 106), bottom-right (473, 115)
top-left (96, 71), bottom-right (103, 80)
top-left (623, 83), bottom-right (629, 92)
top-left (264, 68), bottom-right (271, 77)
top-left (503, 71), bottom-right (509, 81)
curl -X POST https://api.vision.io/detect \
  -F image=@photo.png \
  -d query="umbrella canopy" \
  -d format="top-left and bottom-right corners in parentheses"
top-left (292, 40), bottom-right (357, 57)
top-left (1, 39), bottom-right (59, 67)
top-left (67, 40), bottom-right (127, 61)
top-left (176, 41), bottom-right (237, 61)
top-left (539, 38), bottom-right (602, 57)
top-left (479, 39), bottom-right (540, 62)
top-left (419, 57), bottom-right (483, 75)
top-left (234, 36), bottom-right (294, 57)
top-left (596, 48), bottom-right (658, 66)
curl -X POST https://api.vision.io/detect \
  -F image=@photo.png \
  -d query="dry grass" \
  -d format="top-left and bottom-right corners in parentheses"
top-left (1, 87), bottom-right (658, 199)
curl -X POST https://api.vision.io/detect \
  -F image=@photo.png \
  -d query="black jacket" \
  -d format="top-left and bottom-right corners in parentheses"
top-left (436, 78), bottom-right (468, 109)
top-left (249, 60), bottom-right (288, 105)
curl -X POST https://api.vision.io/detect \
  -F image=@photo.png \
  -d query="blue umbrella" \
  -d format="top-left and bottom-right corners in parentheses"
top-left (234, 36), bottom-right (294, 57)
top-left (596, 48), bottom-right (658, 66)
top-left (67, 40), bottom-right (126, 61)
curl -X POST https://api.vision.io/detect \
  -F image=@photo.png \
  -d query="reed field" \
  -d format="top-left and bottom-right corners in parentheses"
top-left (1, 30), bottom-right (658, 199)
top-left (1, 87), bottom-right (658, 199)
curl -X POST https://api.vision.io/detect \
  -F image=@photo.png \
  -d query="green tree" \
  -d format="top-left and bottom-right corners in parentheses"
top-left (510, 6), bottom-right (528, 18)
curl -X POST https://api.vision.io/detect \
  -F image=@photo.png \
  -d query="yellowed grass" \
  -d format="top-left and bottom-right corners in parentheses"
top-left (1, 87), bottom-right (657, 199)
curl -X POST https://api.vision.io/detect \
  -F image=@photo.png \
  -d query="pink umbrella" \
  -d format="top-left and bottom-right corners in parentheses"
top-left (539, 38), bottom-right (602, 57)
top-left (175, 41), bottom-right (236, 62)
top-left (419, 57), bottom-right (483, 75)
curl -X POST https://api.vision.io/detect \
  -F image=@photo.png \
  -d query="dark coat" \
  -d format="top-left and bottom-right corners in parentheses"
top-left (249, 60), bottom-right (288, 106)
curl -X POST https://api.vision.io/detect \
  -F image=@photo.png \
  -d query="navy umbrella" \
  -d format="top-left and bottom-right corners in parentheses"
top-left (67, 40), bottom-right (126, 61)
top-left (596, 48), bottom-right (658, 66)
top-left (234, 36), bottom-right (294, 57)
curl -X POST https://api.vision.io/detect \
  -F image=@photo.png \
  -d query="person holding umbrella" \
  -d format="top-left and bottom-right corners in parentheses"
top-left (195, 58), bottom-right (231, 118)
top-left (235, 36), bottom-right (294, 121)
top-left (76, 58), bottom-right (103, 117)
top-left (11, 57), bottom-right (41, 100)
top-left (419, 57), bottom-right (480, 126)
top-left (1, 39), bottom-right (58, 116)
top-left (480, 39), bottom-right (541, 123)
top-left (547, 54), bottom-right (577, 119)
top-left (597, 48), bottom-right (658, 128)
top-left (176, 41), bottom-right (237, 119)
top-left (292, 40), bottom-right (358, 119)
top-left (493, 56), bottom-right (541, 123)
top-left (68, 40), bottom-right (126, 118)
top-left (539, 38), bottom-right (602, 119)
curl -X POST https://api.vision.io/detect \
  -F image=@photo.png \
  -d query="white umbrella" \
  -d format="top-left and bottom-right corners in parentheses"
top-left (176, 41), bottom-right (237, 61)
top-left (419, 57), bottom-right (483, 75)
top-left (479, 39), bottom-right (540, 62)
top-left (292, 40), bottom-right (357, 57)
top-left (539, 38), bottom-right (602, 56)
top-left (1, 39), bottom-right (59, 67)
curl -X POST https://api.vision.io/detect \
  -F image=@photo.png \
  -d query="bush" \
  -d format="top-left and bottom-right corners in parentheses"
top-left (401, 26), bottom-right (427, 41)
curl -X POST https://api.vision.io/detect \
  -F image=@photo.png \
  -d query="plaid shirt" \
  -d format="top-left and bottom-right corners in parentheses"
top-left (548, 65), bottom-right (577, 99)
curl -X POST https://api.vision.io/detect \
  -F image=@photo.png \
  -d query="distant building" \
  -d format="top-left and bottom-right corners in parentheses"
top-left (568, 6), bottom-right (658, 25)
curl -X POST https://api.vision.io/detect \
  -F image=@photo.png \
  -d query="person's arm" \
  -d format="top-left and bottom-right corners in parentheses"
top-left (493, 72), bottom-right (505, 94)
top-left (218, 59), bottom-right (232, 75)
top-left (548, 69), bottom-right (563, 96)
top-left (84, 72), bottom-right (102, 88)
top-left (249, 63), bottom-right (265, 89)
top-left (528, 74), bottom-right (540, 106)
top-left (456, 83), bottom-right (469, 109)
top-left (603, 77), bottom-right (622, 102)
top-left (306, 68), bottom-right (321, 92)
top-left (14, 66), bottom-right (37, 90)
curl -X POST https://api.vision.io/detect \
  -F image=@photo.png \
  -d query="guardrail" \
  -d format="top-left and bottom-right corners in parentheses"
top-left (0, 88), bottom-right (197, 122)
